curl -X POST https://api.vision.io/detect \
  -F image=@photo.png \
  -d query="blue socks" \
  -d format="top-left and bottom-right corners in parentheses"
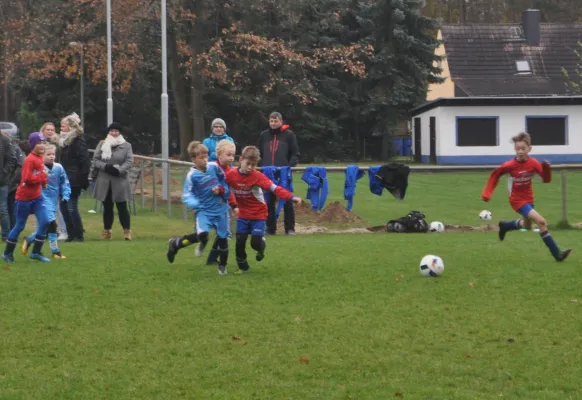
top-left (540, 231), bottom-right (560, 259)
top-left (500, 220), bottom-right (521, 231)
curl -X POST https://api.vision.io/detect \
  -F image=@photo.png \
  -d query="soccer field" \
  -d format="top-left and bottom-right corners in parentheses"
top-left (1, 171), bottom-right (581, 399)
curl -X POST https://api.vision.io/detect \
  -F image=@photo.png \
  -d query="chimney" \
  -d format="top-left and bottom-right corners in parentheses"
top-left (522, 9), bottom-right (541, 46)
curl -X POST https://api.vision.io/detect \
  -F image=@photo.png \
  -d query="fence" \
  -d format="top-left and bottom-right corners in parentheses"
top-left (87, 154), bottom-right (582, 227)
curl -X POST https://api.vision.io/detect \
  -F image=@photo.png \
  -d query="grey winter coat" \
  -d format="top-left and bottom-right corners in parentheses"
top-left (91, 140), bottom-right (134, 202)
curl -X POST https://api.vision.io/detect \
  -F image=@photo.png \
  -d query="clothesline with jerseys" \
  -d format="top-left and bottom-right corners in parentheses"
top-left (260, 163), bottom-right (411, 213)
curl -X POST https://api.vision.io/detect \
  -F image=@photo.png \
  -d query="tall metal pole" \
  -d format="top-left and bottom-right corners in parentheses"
top-left (106, 0), bottom-right (113, 125)
top-left (161, 0), bottom-right (169, 201)
top-left (80, 50), bottom-right (85, 126)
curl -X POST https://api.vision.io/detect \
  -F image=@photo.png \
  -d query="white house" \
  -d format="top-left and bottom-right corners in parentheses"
top-left (410, 96), bottom-right (582, 165)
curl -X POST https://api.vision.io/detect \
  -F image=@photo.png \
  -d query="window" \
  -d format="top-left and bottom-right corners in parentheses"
top-left (516, 60), bottom-right (531, 74)
top-left (456, 117), bottom-right (498, 147)
top-left (526, 116), bottom-right (567, 145)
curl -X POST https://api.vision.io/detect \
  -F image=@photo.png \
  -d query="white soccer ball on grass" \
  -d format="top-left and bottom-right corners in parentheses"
top-left (479, 210), bottom-right (492, 221)
top-left (429, 221), bottom-right (445, 232)
top-left (419, 255), bottom-right (445, 277)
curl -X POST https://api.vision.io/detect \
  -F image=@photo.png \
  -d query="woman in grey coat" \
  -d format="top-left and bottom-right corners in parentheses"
top-left (91, 122), bottom-right (134, 240)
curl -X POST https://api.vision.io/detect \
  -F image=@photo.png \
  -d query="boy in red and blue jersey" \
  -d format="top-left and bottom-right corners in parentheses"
top-left (482, 132), bottom-right (571, 262)
top-left (2, 132), bottom-right (51, 264)
top-left (225, 146), bottom-right (302, 273)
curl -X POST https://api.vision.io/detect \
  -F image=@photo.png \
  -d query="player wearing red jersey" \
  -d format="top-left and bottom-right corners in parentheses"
top-left (482, 132), bottom-right (571, 261)
top-left (226, 146), bottom-right (302, 273)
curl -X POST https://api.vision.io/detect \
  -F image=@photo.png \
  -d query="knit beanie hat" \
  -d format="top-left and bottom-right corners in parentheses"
top-left (29, 132), bottom-right (46, 150)
top-left (107, 122), bottom-right (123, 134)
top-left (211, 118), bottom-right (226, 130)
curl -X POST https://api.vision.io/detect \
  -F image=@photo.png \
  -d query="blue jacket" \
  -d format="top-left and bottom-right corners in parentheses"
top-left (301, 166), bottom-right (328, 211)
top-left (262, 166), bottom-right (293, 218)
top-left (202, 133), bottom-right (234, 162)
top-left (368, 166), bottom-right (384, 196)
top-left (43, 162), bottom-right (71, 221)
top-left (182, 162), bottom-right (230, 216)
top-left (344, 165), bottom-right (366, 211)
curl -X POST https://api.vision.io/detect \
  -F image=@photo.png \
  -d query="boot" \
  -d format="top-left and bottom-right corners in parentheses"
top-left (123, 229), bottom-right (133, 241)
top-left (101, 229), bottom-right (112, 240)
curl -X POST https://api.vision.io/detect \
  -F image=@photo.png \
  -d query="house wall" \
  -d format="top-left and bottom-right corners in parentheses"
top-left (426, 30), bottom-right (455, 101)
top-left (413, 104), bottom-right (582, 164)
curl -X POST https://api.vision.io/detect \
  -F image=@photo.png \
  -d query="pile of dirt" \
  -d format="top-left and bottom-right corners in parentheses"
top-left (316, 201), bottom-right (364, 224)
top-left (444, 224), bottom-right (498, 232)
top-left (293, 223), bottom-right (372, 235)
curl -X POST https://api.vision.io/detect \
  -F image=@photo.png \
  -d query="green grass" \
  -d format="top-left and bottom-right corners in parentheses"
top-left (1, 172), bottom-right (581, 399)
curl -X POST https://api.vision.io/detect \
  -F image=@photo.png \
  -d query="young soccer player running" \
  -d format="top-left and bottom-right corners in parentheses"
top-left (226, 146), bottom-right (302, 273)
top-left (481, 132), bottom-right (571, 262)
top-left (22, 144), bottom-right (71, 259)
top-left (1, 132), bottom-right (51, 264)
top-left (166, 141), bottom-right (231, 275)
top-left (206, 140), bottom-right (238, 265)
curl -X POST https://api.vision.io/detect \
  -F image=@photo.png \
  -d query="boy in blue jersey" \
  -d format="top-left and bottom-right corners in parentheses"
top-left (22, 144), bottom-right (71, 259)
top-left (166, 141), bottom-right (231, 275)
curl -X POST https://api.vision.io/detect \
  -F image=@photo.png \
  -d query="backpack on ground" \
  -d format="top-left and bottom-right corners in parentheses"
top-left (386, 211), bottom-right (428, 233)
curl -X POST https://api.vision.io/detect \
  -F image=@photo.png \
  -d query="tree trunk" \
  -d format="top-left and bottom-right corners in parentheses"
top-left (354, 112), bottom-right (361, 161)
top-left (167, 28), bottom-right (192, 160)
top-left (190, 1), bottom-right (206, 142)
top-left (459, 0), bottom-right (467, 24)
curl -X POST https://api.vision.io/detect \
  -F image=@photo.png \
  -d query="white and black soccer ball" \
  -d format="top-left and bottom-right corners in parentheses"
top-left (419, 254), bottom-right (445, 277)
top-left (479, 210), bottom-right (492, 221)
top-left (429, 221), bottom-right (445, 233)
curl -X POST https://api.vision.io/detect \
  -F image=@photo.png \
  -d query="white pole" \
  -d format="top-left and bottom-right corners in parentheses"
top-left (161, 0), bottom-right (169, 201)
top-left (106, 0), bottom-right (113, 125)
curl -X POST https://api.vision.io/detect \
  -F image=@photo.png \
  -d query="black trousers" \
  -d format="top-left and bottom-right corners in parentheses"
top-left (266, 195), bottom-right (295, 234)
top-left (103, 187), bottom-right (131, 230)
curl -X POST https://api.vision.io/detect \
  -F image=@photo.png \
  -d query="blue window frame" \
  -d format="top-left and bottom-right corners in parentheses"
top-left (456, 117), bottom-right (499, 147)
top-left (525, 116), bottom-right (568, 146)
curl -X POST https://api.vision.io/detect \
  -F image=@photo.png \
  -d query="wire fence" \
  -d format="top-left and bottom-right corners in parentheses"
top-left (84, 153), bottom-right (582, 227)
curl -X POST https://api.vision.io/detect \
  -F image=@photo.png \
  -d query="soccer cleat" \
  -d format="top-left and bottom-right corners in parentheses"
top-left (1, 252), bottom-right (14, 264)
top-left (21, 238), bottom-right (31, 256)
top-left (556, 248), bottom-right (572, 262)
top-left (498, 222), bottom-right (508, 241)
top-left (52, 253), bottom-right (67, 259)
top-left (206, 248), bottom-right (219, 265)
top-left (218, 264), bottom-right (227, 275)
top-left (195, 242), bottom-right (207, 257)
top-left (30, 253), bottom-right (50, 263)
top-left (167, 238), bottom-right (179, 264)
top-left (256, 237), bottom-right (267, 262)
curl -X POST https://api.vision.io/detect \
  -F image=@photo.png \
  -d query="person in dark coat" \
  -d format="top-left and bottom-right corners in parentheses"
top-left (257, 111), bottom-right (300, 235)
top-left (0, 131), bottom-right (17, 241)
top-left (7, 140), bottom-right (26, 230)
top-left (58, 112), bottom-right (90, 242)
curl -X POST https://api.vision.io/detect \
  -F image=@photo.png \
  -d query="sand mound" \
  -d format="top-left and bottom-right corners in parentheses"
top-left (444, 224), bottom-right (498, 232)
top-left (316, 201), bottom-right (364, 224)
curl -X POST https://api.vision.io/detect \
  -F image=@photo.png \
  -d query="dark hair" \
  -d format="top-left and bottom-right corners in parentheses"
top-left (241, 145), bottom-right (261, 161)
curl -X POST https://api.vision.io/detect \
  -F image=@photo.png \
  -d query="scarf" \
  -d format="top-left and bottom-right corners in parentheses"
top-left (59, 130), bottom-right (79, 147)
top-left (101, 134), bottom-right (126, 160)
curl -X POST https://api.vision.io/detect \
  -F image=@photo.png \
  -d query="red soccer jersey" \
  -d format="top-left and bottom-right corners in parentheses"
top-left (482, 157), bottom-right (551, 211)
top-left (216, 161), bottom-right (238, 209)
top-left (16, 152), bottom-right (48, 201)
top-left (226, 168), bottom-right (294, 220)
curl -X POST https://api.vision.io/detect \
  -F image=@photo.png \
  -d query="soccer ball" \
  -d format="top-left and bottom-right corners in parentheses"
top-left (429, 221), bottom-right (445, 232)
top-left (479, 210), bottom-right (492, 221)
top-left (419, 254), bottom-right (445, 277)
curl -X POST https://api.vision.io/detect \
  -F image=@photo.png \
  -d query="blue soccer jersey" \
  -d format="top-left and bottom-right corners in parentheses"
top-left (182, 162), bottom-right (230, 217)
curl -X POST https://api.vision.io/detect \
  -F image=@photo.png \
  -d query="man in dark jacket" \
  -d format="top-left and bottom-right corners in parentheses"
top-left (258, 111), bottom-right (300, 235)
top-left (0, 132), bottom-right (17, 241)
top-left (7, 141), bottom-right (25, 229)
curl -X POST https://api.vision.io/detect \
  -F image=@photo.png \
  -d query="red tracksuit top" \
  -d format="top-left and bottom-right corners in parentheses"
top-left (482, 157), bottom-right (551, 212)
top-left (226, 168), bottom-right (293, 220)
top-left (15, 152), bottom-right (48, 201)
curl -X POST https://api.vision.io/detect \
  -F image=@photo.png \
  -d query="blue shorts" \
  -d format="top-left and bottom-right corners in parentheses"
top-left (517, 203), bottom-right (535, 218)
top-left (236, 219), bottom-right (266, 236)
top-left (196, 213), bottom-right (229, 239)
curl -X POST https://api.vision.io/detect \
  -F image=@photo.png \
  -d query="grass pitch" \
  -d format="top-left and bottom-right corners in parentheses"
top-left (0, 170), bottom-right (581, 399)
